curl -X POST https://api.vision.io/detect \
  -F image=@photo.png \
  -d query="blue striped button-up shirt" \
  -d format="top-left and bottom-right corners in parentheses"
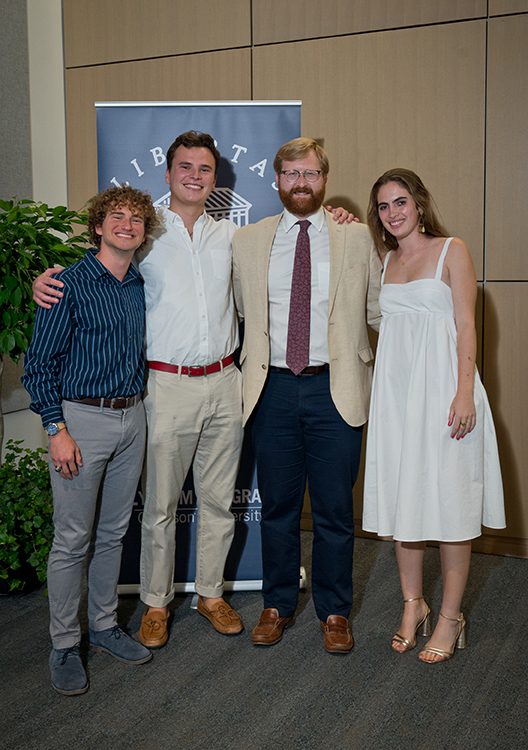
top-left (22, 249), bottom-right (146, 428)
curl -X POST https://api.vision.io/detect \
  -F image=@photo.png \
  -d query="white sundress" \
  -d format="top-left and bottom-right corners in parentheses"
top-left (363, 238), bottom-right (506, 542)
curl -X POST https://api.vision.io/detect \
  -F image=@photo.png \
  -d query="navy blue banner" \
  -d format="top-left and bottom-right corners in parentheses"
top-left (95, 101), bottom-right (301, 590)
top-left (96, 101), bottom-right (301, 224)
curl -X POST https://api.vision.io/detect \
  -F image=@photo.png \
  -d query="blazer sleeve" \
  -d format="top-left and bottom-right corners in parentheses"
top-left (367, 241), bottom-right (383, 332)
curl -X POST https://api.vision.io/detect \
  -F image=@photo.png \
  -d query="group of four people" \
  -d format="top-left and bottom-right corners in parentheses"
top-left (23, 132), bottom-right (505, 696)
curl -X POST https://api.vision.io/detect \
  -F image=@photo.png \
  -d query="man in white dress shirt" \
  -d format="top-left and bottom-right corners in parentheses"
top-left (135, 131), bottom-right (244, 646)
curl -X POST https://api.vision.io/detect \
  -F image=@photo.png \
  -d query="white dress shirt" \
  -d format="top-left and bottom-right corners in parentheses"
top-left (268, 207), bottom-right (330, 367)
top-left (136, 206), bottom-right (239, 366)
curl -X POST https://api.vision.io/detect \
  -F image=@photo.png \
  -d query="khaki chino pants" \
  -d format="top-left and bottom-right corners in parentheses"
top-left (140, 363), bottom-right (243, 606)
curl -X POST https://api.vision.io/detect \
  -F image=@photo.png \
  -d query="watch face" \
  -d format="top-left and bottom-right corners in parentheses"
top-left (47, 423), bottom-right (59, 436)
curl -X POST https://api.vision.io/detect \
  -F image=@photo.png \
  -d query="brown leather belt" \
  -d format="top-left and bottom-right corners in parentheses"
top-left (148, 355), bottom-right (234, 377)
top-left (270, 364), bottom-right (329, 376)
top-left (64, 394), bottom-right (142, 410)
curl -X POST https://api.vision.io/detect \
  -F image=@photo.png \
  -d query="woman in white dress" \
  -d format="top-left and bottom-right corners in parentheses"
top-left (363, 169), bottom-right (505, 663)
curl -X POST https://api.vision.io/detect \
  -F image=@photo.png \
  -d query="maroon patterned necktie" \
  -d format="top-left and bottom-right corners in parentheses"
top-left (286, 220), bottom-right (311, 375)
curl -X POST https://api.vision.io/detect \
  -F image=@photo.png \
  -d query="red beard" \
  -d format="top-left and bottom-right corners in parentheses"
top-left (278, 183), bottom-right (326, 217)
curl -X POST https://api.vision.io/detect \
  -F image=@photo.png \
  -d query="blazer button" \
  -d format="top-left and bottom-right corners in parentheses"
top-left (261, 364), bottom-right (267, 369)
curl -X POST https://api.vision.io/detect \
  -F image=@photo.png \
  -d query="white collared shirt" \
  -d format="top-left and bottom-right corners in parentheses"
top-left (136, 206), bottom-right (239, 366)
top-left (268, 207), bottom-right (330, 367)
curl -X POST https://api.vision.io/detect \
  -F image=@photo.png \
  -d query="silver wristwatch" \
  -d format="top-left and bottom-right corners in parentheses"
top-left (46, 422), bottom-right (66, 436)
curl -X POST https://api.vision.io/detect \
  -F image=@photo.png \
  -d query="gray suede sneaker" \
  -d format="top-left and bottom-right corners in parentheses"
top-left (49, 644), bottom-right (88, 696)
top-left (89, 626), bottom-right (152, 664)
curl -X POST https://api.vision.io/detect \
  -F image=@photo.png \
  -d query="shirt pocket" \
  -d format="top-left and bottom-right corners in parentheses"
top-left (212, 248), bottom-right (232, 281)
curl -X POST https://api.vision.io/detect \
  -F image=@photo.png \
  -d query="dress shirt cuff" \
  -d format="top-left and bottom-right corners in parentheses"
top-left (39, 405), bottom-right (65, 431)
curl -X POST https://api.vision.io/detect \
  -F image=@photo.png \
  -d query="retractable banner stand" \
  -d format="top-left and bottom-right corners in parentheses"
top-left (95, 101), bottom-right (301, 594)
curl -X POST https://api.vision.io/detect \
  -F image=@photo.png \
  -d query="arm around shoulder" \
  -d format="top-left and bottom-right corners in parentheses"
top-left (33, 266), bottom-right (65, 309)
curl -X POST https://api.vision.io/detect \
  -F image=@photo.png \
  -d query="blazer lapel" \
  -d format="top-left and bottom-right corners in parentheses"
top-left (256, 213), bottom-right (283, 310)
top-left (327, 214), bottom-right (346, 317)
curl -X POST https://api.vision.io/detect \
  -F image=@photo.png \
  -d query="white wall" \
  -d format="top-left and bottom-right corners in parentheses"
top-left (27, 0), bottom-right (68, 206)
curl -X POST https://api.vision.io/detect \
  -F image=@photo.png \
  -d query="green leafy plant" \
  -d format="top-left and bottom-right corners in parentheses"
top-left (0, 198), bottom-right (88, 363)
top-left (0, 439), bottom-right (54, 592)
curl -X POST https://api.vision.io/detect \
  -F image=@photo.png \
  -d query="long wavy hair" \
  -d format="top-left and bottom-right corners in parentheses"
top-left (367, 168), bottom-right (449, 256)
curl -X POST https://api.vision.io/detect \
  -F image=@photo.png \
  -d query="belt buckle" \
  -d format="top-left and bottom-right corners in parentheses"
top-left (189, 365), bottom-right (205, 377)
top-left (110, 397), bottom-right (123, 409)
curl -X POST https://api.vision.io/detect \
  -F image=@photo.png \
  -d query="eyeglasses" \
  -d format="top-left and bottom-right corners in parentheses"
top-left (280, 170), bottom-right (323, 183)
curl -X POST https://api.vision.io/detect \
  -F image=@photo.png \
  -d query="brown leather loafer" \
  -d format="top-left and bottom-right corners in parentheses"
top-left (138, 608), bottom-right (169, 648)
top-left (251, 608), bottom-right (296, 646)
top-left (196, 596), bottom-right (243, 635)
top-left (320, 615), bottom-right (354, 653)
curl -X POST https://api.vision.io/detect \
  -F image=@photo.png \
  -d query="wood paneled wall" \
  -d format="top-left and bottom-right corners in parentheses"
top-left (253, 20), bottom-right (486, 275)
top-left (252, 0), bottom-right (487, 44)
top-left (489, 0), bottom-right (528, 14)
top-left (62, 1), bottom-right (528, 557)
top-left (63, 0), bottom-right (251, 66)
top-left (486, 14), bottom-right (528, 280)
top-left (64, 49), bottom-right (251, 209)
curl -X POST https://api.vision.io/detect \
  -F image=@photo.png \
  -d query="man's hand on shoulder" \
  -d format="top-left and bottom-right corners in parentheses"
top-left (326, 205), bottom-right (360, 224)
top-left (49, 429), bottom-right (83, 480)
top-left (33, 267), bottom-right (65, 309)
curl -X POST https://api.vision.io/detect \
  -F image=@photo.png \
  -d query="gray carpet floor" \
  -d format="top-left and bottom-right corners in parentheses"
top-left (1, 534), bottom-right (527, 750)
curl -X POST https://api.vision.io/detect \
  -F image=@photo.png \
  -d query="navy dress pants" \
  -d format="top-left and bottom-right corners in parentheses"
top-left (251, 368), bottom-right (363, 621)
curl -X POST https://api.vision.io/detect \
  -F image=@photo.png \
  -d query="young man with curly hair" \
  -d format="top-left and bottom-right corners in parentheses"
top-left (23, 185), bottom-right (158, 695)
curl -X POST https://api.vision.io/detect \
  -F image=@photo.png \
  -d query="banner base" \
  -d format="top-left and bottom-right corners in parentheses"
top-left (117, 567), bottom-right (307, 597)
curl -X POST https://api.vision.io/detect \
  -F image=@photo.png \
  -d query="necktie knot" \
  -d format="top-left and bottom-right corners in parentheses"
top-left (297, 220), bottom-right (310, 232)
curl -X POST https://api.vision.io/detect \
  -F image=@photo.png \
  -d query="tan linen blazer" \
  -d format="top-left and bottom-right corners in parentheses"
top-left (232, 209), bottom-right (383, 427)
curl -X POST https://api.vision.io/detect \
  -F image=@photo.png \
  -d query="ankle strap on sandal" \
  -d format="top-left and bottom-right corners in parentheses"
top-left (439, 611), bottom-right (464, 622)
top-left (403, 596), bottom-right (424, 603)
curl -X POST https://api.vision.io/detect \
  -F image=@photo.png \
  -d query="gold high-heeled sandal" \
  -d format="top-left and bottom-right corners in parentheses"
top-left (419, 611), bottom-right (466, 663)
top-left (392, 596), bottom-right (432, 653)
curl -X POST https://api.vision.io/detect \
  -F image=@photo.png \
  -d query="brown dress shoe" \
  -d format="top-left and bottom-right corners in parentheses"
top-left (251, 608), bottom-right (296, 645)
top-left (320, 615), bottom-right (354, 653)
top-left (138, 608), bottom-right (169, 648)
top-left (196, 596), bottom-right (243, 635)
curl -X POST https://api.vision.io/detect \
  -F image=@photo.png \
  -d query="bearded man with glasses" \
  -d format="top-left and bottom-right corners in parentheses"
top-left (232, 137), bottom-right (382, 653)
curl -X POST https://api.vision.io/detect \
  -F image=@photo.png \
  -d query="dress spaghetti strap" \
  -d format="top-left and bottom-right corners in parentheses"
top-left (381, 251), bottom-right (392, 284)
top-left (434, 238), bottom-right (454, 280)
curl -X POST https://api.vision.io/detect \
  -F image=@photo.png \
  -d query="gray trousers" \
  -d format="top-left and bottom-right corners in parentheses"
top-left (48, 399), bottom-right (146, 649)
